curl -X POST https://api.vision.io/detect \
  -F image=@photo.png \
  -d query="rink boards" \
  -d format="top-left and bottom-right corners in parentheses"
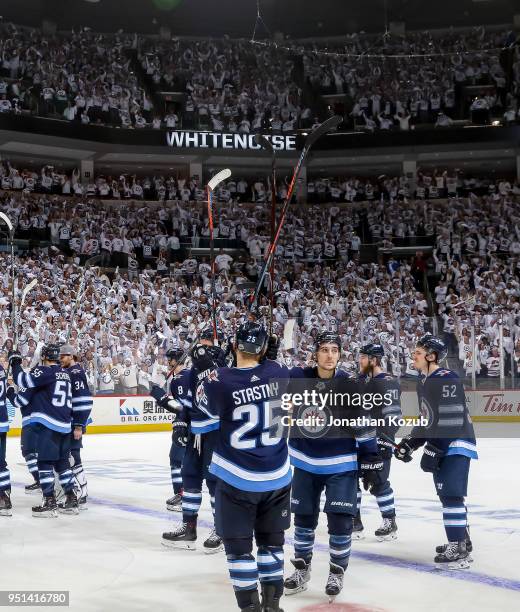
top-left (6, 389), bottom-right (520, 436)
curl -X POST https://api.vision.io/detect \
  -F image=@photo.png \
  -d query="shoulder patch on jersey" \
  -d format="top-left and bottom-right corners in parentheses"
top-left (32, 368), bottom-right (43, 378)
top-left (207, 369), bottom-right (219, 383)
top-left (195, 382), bottom-right (208, 407)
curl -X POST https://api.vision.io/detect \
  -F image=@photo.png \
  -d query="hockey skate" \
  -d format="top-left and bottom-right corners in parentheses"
top-left (434, 541), bottom-right (471, 569)
top-left (32, 495), bottom-right (58, 518)
top-left (260, 583), bottom-right (283, 611)
top-left (284, 558), bottom-right (311, 595)
top-left (166, 492), bottom-right (183, 512)
top-left (203, 529), bottom-right (223, 554)
top-left (325, 562), bottom-right (344, 602)
top-left (352, 513), bottom-right (364, 540)
top-left (78, 495), bottom-right (88, 511)
top-left (58, 490), bottom-right (79, 515)
top-left (375, 516), bottom-right (398, 541)
top-left (25, 481), bottom-right (40, 494)
top-left (0, 491), bottom-right (12, 516)
top-left (162, 521), bottom-right (197, 550)
top-left (436, 527), bottom-right (472, 559)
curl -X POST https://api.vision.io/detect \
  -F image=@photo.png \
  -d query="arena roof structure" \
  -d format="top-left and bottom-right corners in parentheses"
top-left (0, 0), bottom-right (517, 37)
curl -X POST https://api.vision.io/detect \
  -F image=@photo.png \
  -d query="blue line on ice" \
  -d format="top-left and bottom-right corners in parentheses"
top-left (87, 493), bottom-right (520, 593)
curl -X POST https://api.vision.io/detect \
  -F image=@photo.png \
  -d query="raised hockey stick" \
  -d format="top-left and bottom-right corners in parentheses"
top-left (254, 134), bottom-right (277, 335)
top-left (14, 278), bottom-right (38, 350)
top-left (65, 254), bottom-right (103, 343)
top-left (206, 169), bottom-right (231, 341)
top-left (249, 115), bottom-right (342, 314)
top-left (1, 213), bottom-right (17, 379)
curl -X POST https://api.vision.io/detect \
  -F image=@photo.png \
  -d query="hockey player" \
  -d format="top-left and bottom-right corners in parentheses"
top-left (394, 334), bottom-right (477, 569)
top-left (161, 330), bottom-right (226, 553)
top-left (198, 321), bottom-right (290, 612)
top-left (0, 362), bottom-right (11, 516)
top-left (8, 344), bottom-right (76, 517)
top-left (19, 378), bottom-right (40, 493)
top-left (284, 333), bottom-right (384, 601)
top-left (59, 344), bottom-right (93, 510)
top-left (355, 343), bottom-right (402, 541)
top-left (149, 348), bottom-right (189, 512)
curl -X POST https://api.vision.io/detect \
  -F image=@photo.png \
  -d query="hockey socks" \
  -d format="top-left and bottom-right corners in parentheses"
top-left (329, 533), bottom-right (352, 570)
top-left (181, 489), bottom-right (202, 522)
top-left (25, 453), bottom-right (39, 481)
top-left (440, 496), bottom-right (468, 542)
top-left (257, 546), bottom-right (284, 589)
top-left (0, 468), bottom-right (10, 493)
top-left (226, 554), bottom-right (259, 608)
top-left (374, 483), bottom-right (396, 518)
top-left (293, 525), bottom-right (315, 564)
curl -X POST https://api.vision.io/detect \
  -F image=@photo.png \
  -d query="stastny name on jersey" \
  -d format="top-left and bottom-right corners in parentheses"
top-left (232, 382), bottom-right (280, 406)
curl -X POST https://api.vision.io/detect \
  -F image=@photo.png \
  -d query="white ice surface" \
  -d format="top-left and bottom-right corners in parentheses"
top-left (2, 433), bottom-right (520, 612)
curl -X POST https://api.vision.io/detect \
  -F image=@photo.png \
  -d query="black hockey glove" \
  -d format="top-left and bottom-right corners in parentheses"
top-left (172, 422), bottom-right (188, 447)
top-left (149, 385), bottom-right (182, 414)
top-left (360, 452), bottom-right (385, 492)
top-left (191, 344), bottom-right (226, 371)
top-left (150, 384), bottom-right (168, 406)
top-left (264, 335), bottom-right (280, 361)
top-left (394, 435), bottom-right (423, 463)
top-left (208, 345), bottom-right (227, 368)
top-left (8, 349), bottom-right (22, 368)
top-left (420, 442), bottom-right (444, 473)
top-left (6, 386), bottom-right (16, 404)
top-left (377, 436), bottom-right (395, 460)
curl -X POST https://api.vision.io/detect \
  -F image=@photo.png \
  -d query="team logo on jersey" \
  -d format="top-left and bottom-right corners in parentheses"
top-left (297, 405), bottom-right (332, 439)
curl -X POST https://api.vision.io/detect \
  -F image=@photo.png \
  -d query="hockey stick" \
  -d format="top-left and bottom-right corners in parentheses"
top-left (66, 254), bottom-right (103, 343)
top-left (0, 213), bottom-right (15, 342)
top-left (174, 301), bottom-right (230, 368)
top-left (14, 278), bottom-right (38, 350)
top-left (377, 432), bottom-right (399, 449)
top-left (254, 134), bottom-right (277, 335)
top-left (206, 169), bottom-right (231, 340)
top-left (249, 115), bottom-right (342, 314)
top-left (1, 213), bottom-right (17, 379)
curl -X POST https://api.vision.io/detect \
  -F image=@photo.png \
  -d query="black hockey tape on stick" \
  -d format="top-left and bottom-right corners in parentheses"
top-left (378, 432), bottom-right (399, 449)
top-left (249, 115), bottom-right (342, 313)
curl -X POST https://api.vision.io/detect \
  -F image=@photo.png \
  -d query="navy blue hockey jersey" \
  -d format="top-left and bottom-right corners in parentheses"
top-left (289, 367), bottom-right (378, 474)
top-left (199, 360), bottom-right (291, 492)
top-left (13, 363), bottom-right (73, 433)
top-left (68, 365), bottom-right (93, 428)
top-left (413, 368), bottom-right (477, 459)
top-left (0, 365), bottom-right (7, 433)
top-left (363, 372), bottom-right (402, 439)
top-left (169, 368), bottom-right (192, 426)
top-left (188, 365), bottom-right (221, 435)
